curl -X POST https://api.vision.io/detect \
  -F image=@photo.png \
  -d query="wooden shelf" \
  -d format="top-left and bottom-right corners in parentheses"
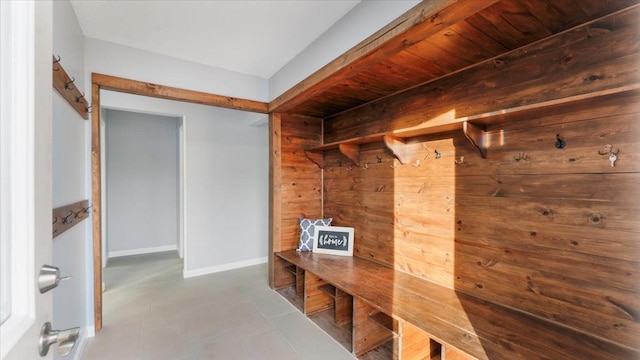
top-left (305, 118), bottom-right (486, 168)
top-left (369, 311), bottom-right (397, 333)
top-left (304, 86), bottom-right (640, 168)
top-left (318, 283), bottom-right (337, 298)
top-left (285, 265), bottom-right (297, 276)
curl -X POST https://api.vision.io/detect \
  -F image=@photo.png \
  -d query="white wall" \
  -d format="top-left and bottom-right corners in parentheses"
top-left (100, 91), bottom-right (268, 276)
top-left (85, 38), bottom-right (269, 102)
top-left (52, 0), bottom-right (92, 358)
top-left (269, 0), bottom-right (420, 100)
top-left (105, 110), bottom-right (179, 257)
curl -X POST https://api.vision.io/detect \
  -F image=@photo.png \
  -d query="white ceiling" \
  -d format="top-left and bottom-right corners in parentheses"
top-left (70, 0), bottom-right (361, 79)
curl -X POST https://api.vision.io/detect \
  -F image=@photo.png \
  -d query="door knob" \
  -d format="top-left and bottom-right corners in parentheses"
top-left (38, 322), bottom-right (80, 357)
top-left (38, 265), bottom-right (72, 293)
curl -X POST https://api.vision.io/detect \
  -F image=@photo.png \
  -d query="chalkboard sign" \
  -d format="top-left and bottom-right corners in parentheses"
top-left (312, 226), bottom-right (354, 256)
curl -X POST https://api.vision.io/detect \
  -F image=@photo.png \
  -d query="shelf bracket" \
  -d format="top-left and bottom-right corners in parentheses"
top-left (304, 150), bottom-right (325, 169)
top-left (383, 135), bottom-right (411, 164)
top-left (463, 121), bottom-right (487, 158)
top-left (338, 143), bottom-right (360, 166)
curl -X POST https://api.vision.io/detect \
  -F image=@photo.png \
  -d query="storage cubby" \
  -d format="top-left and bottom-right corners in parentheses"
top-left (274, 257), bottom-right (303, 312)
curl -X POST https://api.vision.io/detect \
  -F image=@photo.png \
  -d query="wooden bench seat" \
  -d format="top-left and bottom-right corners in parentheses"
top-left (276, 250), bottom-right (637, 360)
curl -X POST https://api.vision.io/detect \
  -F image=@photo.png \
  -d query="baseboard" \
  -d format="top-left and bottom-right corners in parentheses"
top-left (72, 326), bottom-right (94, 360)
top-left (183, 256), bottom-right (268, 278)
top-left (108, 244), bottom-right (177, 258)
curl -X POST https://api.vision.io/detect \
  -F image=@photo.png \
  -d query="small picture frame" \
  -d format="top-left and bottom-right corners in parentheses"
top-left (312, 225), bottom-right (354, 256)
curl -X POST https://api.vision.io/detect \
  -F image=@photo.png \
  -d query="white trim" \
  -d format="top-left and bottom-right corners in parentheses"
top-left (0, 1), bottom-right (37, 357)
top-left (70, 326), bottom-right (93, 360)
top-left (183, 257), bottom-right (268, 278)
top-left (108, 245), bottom-right (177, 258)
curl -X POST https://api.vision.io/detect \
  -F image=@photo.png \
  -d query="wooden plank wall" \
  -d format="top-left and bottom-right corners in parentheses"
top-left (270, 113), bottom-right (323, 256)
top-left (324, 91), bottom-right (640, 350)
top-left (320, 6), bottom-right (640, 354)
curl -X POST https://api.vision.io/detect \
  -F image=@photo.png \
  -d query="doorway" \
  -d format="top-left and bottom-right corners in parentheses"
top-left (102, 109), bottom-right (183, 266)
top-left (91, 73), bottom-right (269, 331)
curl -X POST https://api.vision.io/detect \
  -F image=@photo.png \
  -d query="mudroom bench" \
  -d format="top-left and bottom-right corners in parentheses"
top-left (274, 250), bottom-right (634, 360)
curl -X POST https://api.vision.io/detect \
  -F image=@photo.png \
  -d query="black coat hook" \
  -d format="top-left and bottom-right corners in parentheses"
top-left (86, 105), bottom-right (93, 113)
top-left (555, 134), bottom-right (566, 149)
top-left (64, 77), bottom-right (75, 90)
top-left (434, 149), bottom-right (442, 159)
top-left (75, 92), bottom-right (85, 103)
top-left (62, 210), bottom-right (74, 224)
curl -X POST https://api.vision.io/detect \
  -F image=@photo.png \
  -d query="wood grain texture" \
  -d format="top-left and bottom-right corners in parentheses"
top-left (399, 321), bottom-right (434, 360)
top-left (91, 83), bottom-right (102, 332)
top-left (353, 296), bottom-right (396, 357)
top-left (272, 0), bottom-right (637, 118)
top-left (335, 288), bottom-right (353, 327)
top-left (318, 70), bottom-right (640, 358)
top-left (270, 2), bottom-right (640, 359)
top-left (324, 6), bottom-right (640, 144)
top-left (277, 251), bottom-right (638, 360)
top-left (92, 73), bottom-right (268, 113)
top-left (304, 271), bottom-right (334, 316)
top-left (273, 255), bottom-right (294, 290)
top-left (52, 55), bottom-right (88, 119)
top-left (269, 113), bottom-right (282, 288)
top-left (278, 115), bottom-right (323, 253)
top-left (269, 0), bottom-right (489, 113)
top-left (52, 200), bottom-right (89, 239)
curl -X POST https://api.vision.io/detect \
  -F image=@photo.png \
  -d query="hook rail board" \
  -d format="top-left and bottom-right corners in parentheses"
top-left (53, 200), bottom-right (90, 239)
top-left (52, 55), bottom-right (89, 120)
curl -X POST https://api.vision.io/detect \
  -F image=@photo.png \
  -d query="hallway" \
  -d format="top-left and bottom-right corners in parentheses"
top-left (82, 252), bottom-right (354, 359)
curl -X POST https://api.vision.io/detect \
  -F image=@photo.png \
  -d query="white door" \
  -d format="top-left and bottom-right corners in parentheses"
top-left (1, 1), bottom-right (55, 359)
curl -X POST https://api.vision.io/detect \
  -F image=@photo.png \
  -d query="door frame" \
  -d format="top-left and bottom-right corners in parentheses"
top-left (90, 73), bottom-right (268, 331)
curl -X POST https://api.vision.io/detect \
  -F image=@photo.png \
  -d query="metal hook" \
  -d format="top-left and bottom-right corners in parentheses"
top-left (454, 156), bottom-right (465, 165)
top-left (555, 134), bottom-right (566, 149)
top-left (53, 217), bottom-right (58, 225)
top-left (598, 144), bottom-right (619, 167)
top-left (434, 149), bottom-right (442, 159)
top-left (86, 105), bottom-right (93, 113)
top-left (64, 77), bottom-right (75, 90)
top-left (83, 205), bottom-right (93, 214)
top-left (75, 92), bottom-right (85, 103)
top-left (514, 152), bottom-right (528, 161)
top-left (62, 210), bottom-right (74, 224)
top-left (53, 55), bottom-right (61, 71)
top-left (376, 155), bottom-right (382, 164)
top-left (362, 161), bottom-right (369, 170)
top-left (389, 159), bottom-right (398, 169)
top-left (411, 159), bottom-right (421, 167)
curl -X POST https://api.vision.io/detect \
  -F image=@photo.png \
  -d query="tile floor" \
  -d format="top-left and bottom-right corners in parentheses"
top-left (82, 251), bottom-right (355, 360)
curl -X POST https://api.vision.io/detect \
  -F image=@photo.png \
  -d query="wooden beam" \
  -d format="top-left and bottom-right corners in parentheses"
top-left (91, 83), bottom-right (102, 332)
top-left (268, 112), bottom-right (282, 289)
top-left (92, 73), bottom-right (269, 114)
top-left (269, 0), bottom-right (500, 113)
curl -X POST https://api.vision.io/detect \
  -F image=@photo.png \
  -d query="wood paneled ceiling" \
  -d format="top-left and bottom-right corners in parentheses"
top-left (270, 0), bottom-right (639, 118)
